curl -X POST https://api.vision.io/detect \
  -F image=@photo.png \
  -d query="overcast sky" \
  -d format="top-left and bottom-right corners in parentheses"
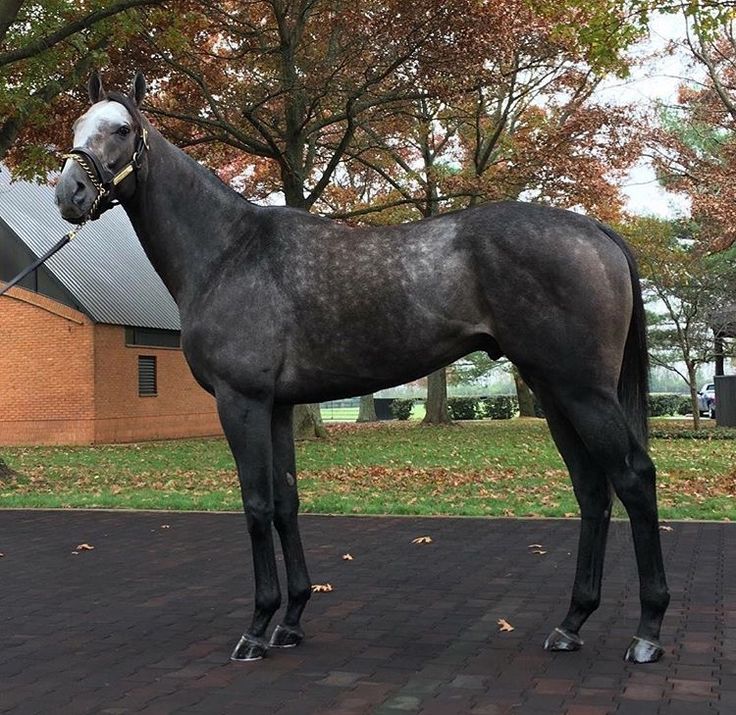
top-left (596, 11), bottom-right (699, 218)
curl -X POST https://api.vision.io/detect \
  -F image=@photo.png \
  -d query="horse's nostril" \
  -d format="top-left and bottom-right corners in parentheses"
top-left (72, 181), bottom-right (87, 206)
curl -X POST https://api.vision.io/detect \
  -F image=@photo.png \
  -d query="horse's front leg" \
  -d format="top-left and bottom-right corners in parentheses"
top-left (216, 387), bottom-right (281, 662)
top-left (269, 404), bottom-right (312, 648)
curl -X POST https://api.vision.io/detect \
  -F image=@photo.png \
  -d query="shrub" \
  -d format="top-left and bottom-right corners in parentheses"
top-left (389, 398), bottom-right (415, 420)
top-left (648, 394), bottom-right (682, 417)
top-left (676, 395), bottom-right (693, 416)
top-left (447, 397), bottom-right (480, 420)
top-left (479, 395), bottom-right (518, 420)
top-left (649, 426), bottom-right (736, 440)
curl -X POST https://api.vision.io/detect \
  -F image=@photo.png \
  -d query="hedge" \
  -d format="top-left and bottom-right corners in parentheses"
top-left (389, 398), bottom-right (415, 420)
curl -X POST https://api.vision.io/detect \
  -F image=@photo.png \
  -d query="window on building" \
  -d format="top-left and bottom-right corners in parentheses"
top-left (126, 326), bottom-right (180, 348)
top-left (138, 356), bottom-right (157, 396)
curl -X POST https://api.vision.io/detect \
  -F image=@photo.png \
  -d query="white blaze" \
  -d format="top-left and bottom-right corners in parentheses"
top-left (61, 101), bottom-right (133, 177)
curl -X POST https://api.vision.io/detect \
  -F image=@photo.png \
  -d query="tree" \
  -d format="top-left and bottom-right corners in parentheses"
top-left (118, 0), bottom-right (489, 437)
top-left (649, 5), bottom-right (736, 250)
top-left (324, 0), bottom-right (646, 421)
top-left (0, 0), bottom-right (166, 177)
top-left (625, 216), bottom-right (736, 427)
top-left (356, 394), bottom-right (378, 423)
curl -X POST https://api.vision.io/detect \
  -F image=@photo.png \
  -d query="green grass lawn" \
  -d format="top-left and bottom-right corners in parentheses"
top-left (0, 418), bottom-right (733, 520)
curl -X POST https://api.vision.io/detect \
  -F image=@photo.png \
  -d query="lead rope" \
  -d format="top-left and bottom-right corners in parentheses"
top-left (0, 223), bottom-right (86, 298)
top-left (2, 125), bottom-right (149, 299)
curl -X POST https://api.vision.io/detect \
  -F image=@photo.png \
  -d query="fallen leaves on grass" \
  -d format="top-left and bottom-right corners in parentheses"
top-left (497, 619), bottom-right (514, 632)
top-left (411, 536), bottom-right (433, 544)
top-left (311, 583), bottom-right (333, 593)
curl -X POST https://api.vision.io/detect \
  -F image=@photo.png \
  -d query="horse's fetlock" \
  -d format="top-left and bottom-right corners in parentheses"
top-left (256, 590), bottom-right (282, 616)
top-left (291, 584), bottom-right (312, 606)
top-left (573, 590), bottom-right (600, 615)
top-left (642, 585), bottom-right (670, 614)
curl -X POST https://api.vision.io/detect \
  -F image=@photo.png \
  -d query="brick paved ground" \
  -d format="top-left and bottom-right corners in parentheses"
top-left (0, 510), bottom-right (734, 714)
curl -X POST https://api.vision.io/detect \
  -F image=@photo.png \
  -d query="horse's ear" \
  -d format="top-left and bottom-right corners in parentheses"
top-left (88, 71), bottom-right (106, 104)
top-left (130, 72), bottom-right (146, 106)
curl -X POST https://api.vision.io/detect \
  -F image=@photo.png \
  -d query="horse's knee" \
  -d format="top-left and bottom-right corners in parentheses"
top-left (612, 451), bottom-right (657, 511)
top-left (578, 498), bottom-right (613, 521)
top-left (245, 497), bottom-right (274, 536)
top-left (274, 496), bottom-right (299, 532)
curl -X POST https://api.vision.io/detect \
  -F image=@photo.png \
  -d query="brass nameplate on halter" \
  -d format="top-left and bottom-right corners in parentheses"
top-left (112, 164), bottom-right (135, 185)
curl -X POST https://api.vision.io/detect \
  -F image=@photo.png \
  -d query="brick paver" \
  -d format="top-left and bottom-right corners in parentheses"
top-left (0, 511), bottom-right (734, 714)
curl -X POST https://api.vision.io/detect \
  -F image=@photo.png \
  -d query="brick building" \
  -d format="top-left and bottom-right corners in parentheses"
top-left (0, 167), bottom-right (222, 445)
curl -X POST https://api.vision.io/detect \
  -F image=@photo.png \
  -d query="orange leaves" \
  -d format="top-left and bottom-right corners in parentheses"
top-left (311, 583), bottom-right (333, 593)
top-left (72, 543), bottom-right (95, 555)
top-left (497, 619), bottom-right (514, 632)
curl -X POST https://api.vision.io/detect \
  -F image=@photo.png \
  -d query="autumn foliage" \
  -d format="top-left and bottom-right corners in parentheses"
top-left (652, 19), bottom-right (736, 250)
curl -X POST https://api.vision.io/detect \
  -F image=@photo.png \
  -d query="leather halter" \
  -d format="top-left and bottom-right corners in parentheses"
top-left (61, 126), bottom-right (149, 220)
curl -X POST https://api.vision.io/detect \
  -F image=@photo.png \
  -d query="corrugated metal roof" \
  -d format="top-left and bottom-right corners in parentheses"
top-left (0, 166), bottom-right (180, 330)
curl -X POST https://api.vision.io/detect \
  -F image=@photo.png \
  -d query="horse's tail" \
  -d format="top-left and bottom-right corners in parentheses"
top-left (597, 222), bottom-right (650, 448)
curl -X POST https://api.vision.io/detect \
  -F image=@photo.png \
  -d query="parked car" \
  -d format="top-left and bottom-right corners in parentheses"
top-left (697, 383), bottom-right (715, 417)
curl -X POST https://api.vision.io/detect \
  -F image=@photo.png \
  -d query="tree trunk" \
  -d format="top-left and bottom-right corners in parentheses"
top-left (357, 394), bottom-right (378, 422)
top-left (687, 362), bottom-right (701, 430)
top-left (715, 334), bottom-right (725, 377)
top-left (422, 368), bottom-right (451, 424)
top-left (512, 365), bottom-right (536, 417)
top-left (0, 0), bottom-right (24, 45)
top-left (294, 403), bottom-right (327, 440)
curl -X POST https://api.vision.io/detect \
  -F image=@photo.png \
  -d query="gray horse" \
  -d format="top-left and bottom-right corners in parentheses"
top-left (55, 73), bottom-right (669, 664)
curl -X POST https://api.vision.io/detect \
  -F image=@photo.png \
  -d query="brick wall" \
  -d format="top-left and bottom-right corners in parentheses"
top-left (92, 323), bottom-right (221, 443)
top-left (0, 288), bottom-right (95, 444)
top-left (0, 287), bottom-right (222, 445)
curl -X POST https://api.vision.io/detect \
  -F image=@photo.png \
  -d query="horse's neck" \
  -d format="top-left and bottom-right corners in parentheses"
top-left (123, 125), bottom-right (257, 305)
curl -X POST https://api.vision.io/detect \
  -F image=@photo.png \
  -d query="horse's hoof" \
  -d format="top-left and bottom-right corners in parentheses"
top-left (544, 627), bottom-right (584, 652)
top-left (624, 636), bottom-right (664, 663)
top-left (269, 624), bottom-right (304, 648)
top-left (230, 633), bottom-right (268, 661)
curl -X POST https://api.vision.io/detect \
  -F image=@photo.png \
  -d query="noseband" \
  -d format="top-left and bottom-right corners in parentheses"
top-left (61, 125), bottom-right (149, 220)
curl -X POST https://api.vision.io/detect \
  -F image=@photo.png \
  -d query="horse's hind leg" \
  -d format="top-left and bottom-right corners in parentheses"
top-left (216, 387), bottom-right (281, 661)
top-left (536, 392), bottom-right (613, 653)
top-left (550, 386), bottom-right (670, 663)
top-left (269, 404), bottom-right (312, 648)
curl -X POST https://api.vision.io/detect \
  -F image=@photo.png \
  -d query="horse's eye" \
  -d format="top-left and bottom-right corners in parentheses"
top-left (116, 125), bottom-right (131, 137)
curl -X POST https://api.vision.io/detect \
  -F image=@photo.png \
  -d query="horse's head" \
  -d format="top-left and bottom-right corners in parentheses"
top-left (55, 71), bottom-right (148, 224)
